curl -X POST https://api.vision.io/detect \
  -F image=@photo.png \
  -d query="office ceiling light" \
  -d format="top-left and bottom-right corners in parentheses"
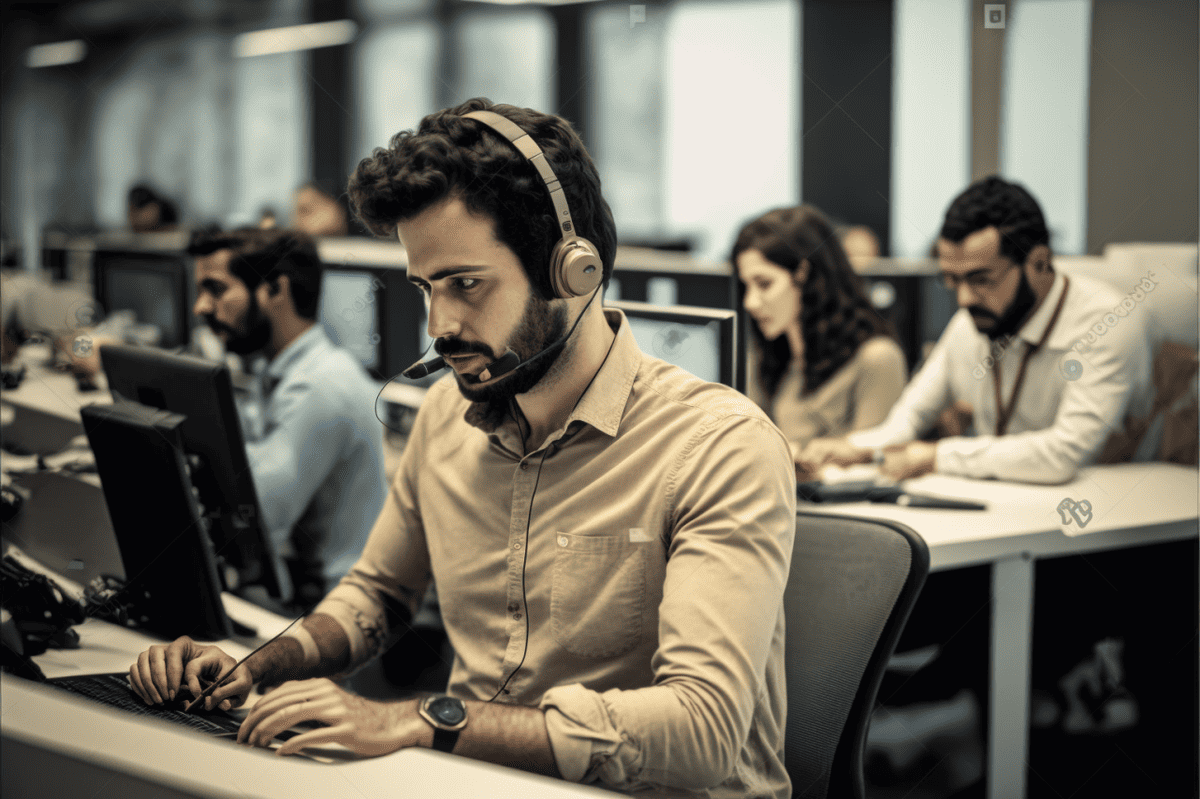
top-left (26, 40), bottom-right (88, 69)
top-left (472, 0), bottom-right (607, 5)
top-left (234, 20), bottom-right (358, 58)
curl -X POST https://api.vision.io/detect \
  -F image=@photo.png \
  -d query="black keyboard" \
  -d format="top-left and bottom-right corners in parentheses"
top-left (46, 673), bottom-right (243, 737)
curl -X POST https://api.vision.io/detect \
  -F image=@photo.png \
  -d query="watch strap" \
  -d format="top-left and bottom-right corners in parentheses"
top-left (431, 726), bottom-right (460, 753)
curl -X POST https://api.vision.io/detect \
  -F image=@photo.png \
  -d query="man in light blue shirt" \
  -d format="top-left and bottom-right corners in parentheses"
top-left (189, 228), bottom-right (385, 608)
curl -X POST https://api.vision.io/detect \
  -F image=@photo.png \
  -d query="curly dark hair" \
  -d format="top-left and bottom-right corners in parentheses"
top-left (347, 98), bottom-right (617, 300)
top-left (731, 205), bottom-right (898, 399)
top-left (939, 175), bottom-right (1050, 265)
top-left (187, 226), bottom-right (323, 319)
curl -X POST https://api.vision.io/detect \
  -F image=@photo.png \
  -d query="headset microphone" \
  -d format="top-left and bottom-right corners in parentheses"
top-left (401, 354), bottom-right (445, 380)
top-left (398, 347), bottom-right (520, 382)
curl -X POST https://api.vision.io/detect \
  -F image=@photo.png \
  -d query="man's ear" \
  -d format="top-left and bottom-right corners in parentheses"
top-left (264, 275), bottom-right (291, 304)
top-left (1026, 244), bottom-right (1052, 274)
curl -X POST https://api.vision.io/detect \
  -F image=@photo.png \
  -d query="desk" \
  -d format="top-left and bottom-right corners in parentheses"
top-left (2, 596), bottom-right (614, 799)
top-left (799, 463), bottom-right (1199, 799)
top-left (0, 344), bottom-right (110, 454)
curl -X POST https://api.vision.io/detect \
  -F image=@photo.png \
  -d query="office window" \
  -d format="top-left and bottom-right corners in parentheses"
top-left (1001, 0), bottom-right (1092, 254)
top-left (452, 7), bottom-right (553, 112)
top-left (354, 22), bottom-right (439, 166)
top-left (586, 2), bottom-right (668, 242)
top-left (234, 50), bottom-right (308, 227)
top-left (890, 0), bottom-right (970, 257)
top-left (662, 0), bottom-right (798, 262)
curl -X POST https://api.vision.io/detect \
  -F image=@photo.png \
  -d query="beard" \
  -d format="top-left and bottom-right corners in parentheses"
top-left (205, 292), bottom-right (272, 355)
top-left (968, 269), bottom-right (1038, 341)
top-left (437, 291), bottom-right (569, 406)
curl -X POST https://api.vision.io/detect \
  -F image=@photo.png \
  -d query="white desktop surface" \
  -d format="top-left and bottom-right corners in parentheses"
top-left (802, 463), bottom-right (1199, 570)
top-left (0, 343), bottom-right (111, 422)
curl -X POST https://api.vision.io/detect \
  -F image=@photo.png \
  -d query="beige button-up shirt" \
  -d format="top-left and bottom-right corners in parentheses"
top-left (317, 308), bottom-right (796, 797)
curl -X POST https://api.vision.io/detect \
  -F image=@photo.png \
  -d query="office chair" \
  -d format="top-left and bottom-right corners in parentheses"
top-left (783, 512), bottom-right (929, 799)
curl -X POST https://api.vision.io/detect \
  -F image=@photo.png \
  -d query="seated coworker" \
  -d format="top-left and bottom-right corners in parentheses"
top-left (130, 99), bottom-right (797, 798)
top-left (733, 205), bottom-right (907, 455)
top-left (187, 228), bottom-right (385, 606)
top-left (797, 176), bottom-right (1153, 484)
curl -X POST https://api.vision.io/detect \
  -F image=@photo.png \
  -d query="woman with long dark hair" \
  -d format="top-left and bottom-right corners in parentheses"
top-left (732, 205), bottom-right (907, 457)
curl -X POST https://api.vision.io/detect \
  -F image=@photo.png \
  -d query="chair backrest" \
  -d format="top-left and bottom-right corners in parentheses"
top-left (784, 512), bottom-right (929, 799)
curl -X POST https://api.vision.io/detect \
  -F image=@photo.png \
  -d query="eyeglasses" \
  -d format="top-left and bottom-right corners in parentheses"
top-left (940, 262), bottom-right (1018, 292)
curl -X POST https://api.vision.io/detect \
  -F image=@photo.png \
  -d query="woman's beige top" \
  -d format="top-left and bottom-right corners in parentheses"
top-left (746, 335), bottom-right (907, 455)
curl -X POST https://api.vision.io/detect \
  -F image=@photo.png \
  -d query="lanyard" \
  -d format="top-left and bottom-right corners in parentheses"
top-left (992, 275), bottom-right (1070, 436)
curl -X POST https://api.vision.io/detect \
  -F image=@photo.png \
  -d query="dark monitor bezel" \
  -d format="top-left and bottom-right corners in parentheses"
top-left (92, 249), bottom-right (193, 349)
top-left (99, 344), bottom-right (283, 598)
top-left (606, 299), bottom-right (739, 389)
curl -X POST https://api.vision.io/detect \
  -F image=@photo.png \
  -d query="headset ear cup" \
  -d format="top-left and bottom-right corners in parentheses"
top-left (551, 237), bottom-right (603, 298)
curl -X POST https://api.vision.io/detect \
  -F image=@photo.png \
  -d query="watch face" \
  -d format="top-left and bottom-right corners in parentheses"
top-left (428, 696), bottom-right (466, 726)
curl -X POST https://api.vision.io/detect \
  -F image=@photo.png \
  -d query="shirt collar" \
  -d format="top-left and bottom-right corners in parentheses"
top-left (465, 308), bottom-right (641, 444)
top-left (265, 323), bottom-right (327, 382)
top-left (1015, 270), bottom-right (1068, 348)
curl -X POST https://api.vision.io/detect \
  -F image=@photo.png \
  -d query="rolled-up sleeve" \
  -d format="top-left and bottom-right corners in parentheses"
top-left (541, 414), bottom-right (796, 792)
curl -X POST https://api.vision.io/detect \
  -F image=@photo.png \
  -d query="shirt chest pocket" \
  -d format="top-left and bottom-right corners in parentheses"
top-left (551, 533), bottom-right (646, 659)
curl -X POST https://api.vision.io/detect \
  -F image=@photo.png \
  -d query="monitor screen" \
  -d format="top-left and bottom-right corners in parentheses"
top-left (608, 300), bottom-right (737, 388)
top-left (319, 269), bottom-right (381, 371)
top-left (93, 251), bottom-right (190, 349)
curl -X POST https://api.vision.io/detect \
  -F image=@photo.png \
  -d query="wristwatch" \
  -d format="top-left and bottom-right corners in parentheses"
top-left (419, 694), bottom-right (469, 753)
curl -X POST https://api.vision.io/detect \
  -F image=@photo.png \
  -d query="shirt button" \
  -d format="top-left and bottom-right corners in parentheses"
top-left (519, 463), bottom-right (528, 471)
top-left (508, 602), bottom-right (519, 612)
top-left (512, 541), bottom-right (522, 550)
top-left (513, 612), bottom-right (522, 620)
top-left (557, 535), bottom-right (568, 547)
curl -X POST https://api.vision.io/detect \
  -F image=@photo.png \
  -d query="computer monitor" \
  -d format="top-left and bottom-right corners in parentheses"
top-left (317, 263), bottom-right (425, 382)
top-left (92, 249), bottom-right (192, 349)
top-left (99, 344), bottom-right (283, 598)
top-left (80, 401), bottom-right (231, 640)
top-left (607, 300), bottom-right (738, 389)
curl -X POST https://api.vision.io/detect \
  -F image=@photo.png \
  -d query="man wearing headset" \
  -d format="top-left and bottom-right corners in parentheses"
top-left (129, 99), bottom-right (797, 798)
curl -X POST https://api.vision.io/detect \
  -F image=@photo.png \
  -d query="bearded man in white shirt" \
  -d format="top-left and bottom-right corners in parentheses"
top-left (798, 175), bottom-right (1152, 484)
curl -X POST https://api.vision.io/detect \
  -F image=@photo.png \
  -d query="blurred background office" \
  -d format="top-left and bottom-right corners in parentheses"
top-left (1, 2), bottom-right (1196, 798)
top-left (2, 0), bottom-right (1195, 263)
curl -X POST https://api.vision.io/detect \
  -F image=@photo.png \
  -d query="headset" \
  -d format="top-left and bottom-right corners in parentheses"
top-left (401, 109), bottom-right (604, 381)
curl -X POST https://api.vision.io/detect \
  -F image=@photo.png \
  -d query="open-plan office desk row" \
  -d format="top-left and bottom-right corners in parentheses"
top-left (4, 345), bottom-right (1197, 799)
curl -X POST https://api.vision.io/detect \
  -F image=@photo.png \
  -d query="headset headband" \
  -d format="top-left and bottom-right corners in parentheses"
top-left (462, 110), bottom-right (578, 239)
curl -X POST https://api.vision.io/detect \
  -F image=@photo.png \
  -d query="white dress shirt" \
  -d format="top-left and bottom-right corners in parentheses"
top-left (848, 270), bottom-right (1153, 483)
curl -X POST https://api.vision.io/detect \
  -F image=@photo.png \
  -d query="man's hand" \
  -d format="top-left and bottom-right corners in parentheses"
top-left (880, 441), bottom-right (937, 481)
top-left (794, 437), bottom-right (873, 481)
top-left (238, 678), bottom-right (429, 757)
top-left (935, 400), bottom-right (974, 439)
top-left (129, 636), bottom-right (251, 712)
